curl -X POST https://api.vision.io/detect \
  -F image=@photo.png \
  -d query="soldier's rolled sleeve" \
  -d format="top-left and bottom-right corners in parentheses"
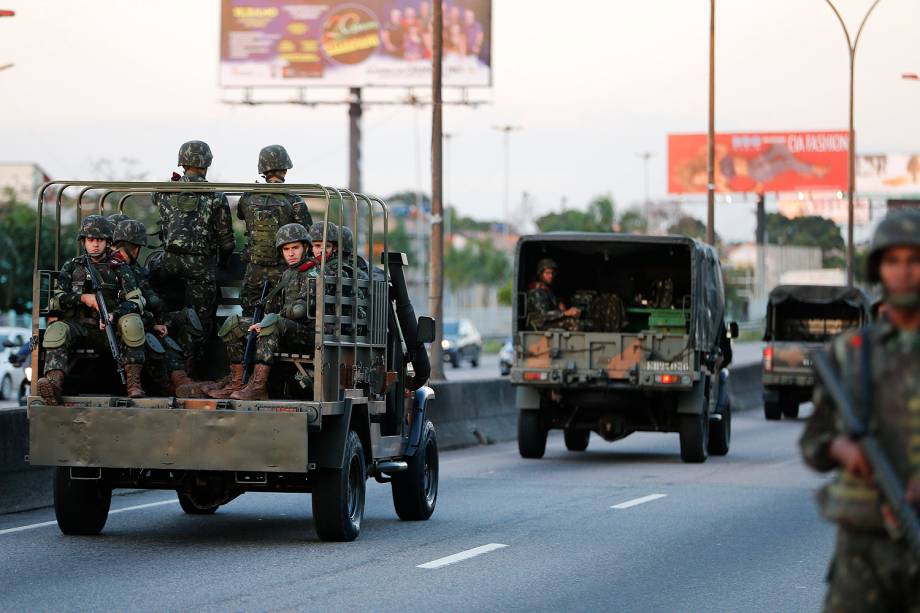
top-left (54, 261), bottom-right (83, 311)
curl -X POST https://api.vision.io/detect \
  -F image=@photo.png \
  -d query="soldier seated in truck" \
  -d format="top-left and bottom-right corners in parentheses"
top-left (36, 215), bottom-right (147, 404)
top-left (525, 258), bottom-right (582, 331)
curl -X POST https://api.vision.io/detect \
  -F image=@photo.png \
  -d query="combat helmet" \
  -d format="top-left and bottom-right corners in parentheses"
top-left (340, 225), bottom-right (355, 255)
top-left (106, 212), bottom-right (130, 226)
top-left (258, 145), bottom-right (293, 175)
top-left (275, 223), bottom-right (311, 248)
top-left (114, 219), bottom-right (148, 247)
top-left (78, 214), bottom-right (115, 240)
top-left (535, 258), bottom-right (559, 277)
top-left (309, 221), bottom-right (339, 245)
top-left (866, 208), bottom-right (920, 284)
top-left (177, 140), bottom-right (213, 168)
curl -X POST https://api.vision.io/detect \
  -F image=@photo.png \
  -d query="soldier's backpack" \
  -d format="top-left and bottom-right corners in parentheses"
top-left (243, 194), bottom-right (296, 266)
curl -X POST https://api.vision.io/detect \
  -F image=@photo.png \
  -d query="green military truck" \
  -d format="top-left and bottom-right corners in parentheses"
top-left (761, 284), bottom-right (869, 420)
top-left (511, 233), bottom-right (737, 463)
top-left (27, 180), bottom-right (438, 542)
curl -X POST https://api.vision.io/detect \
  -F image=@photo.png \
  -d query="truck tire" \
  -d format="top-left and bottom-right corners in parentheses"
top-left (518, 410), bottom-right (547, 459)
top-left (708, 407), bottom-right (731, 456)
top-left (764, 401), bottom-right (782, 421)
top-left (177, 491), bottom-right (219, 515)
top-left (312, 430), bottom-right (366, 542)
top-left (0, 374), bottom-right (12, 400)
top-left (392, 420), bottom-right (439, 521)
top-left (782, 399), bottom-right (800, 419)
top-left (679, 408), bottom-right (709, 463)
top-left (563, 428), bottom-right (590, 452)
top-left (53, 467), bottom-right (111, 535)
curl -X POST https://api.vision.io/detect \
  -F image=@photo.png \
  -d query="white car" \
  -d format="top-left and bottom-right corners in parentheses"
top-left (0, 326), bottom-right (31, 402)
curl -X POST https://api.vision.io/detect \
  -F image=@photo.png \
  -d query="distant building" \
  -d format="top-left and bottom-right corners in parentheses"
top-left (0, 163), bottom-right (51, 205)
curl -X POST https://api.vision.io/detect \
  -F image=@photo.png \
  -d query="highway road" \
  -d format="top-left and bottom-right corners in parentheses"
top-left (0, 405), bottom-right (833, 612)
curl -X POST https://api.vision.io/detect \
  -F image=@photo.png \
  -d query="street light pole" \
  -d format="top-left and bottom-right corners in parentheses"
top-left (706, 0), bottom-right (716, 246)
top-left (637, 152), bottom-right (653, 230)
top-left (429, 0), bottom-right (445, 381)
top-left (824, 0), bottom-right (882, 287)
top-left (493, 125), bottom-right (521, 234)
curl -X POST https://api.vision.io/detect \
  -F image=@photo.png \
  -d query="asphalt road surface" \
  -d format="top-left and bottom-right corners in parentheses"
top-left (440, 353), bottom-right (504, 381)
top-left (0, 405), bottom-right (833, 612)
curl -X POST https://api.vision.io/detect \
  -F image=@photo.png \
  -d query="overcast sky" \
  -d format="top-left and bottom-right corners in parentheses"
top-left (2, 0), bottom-right (918, 241)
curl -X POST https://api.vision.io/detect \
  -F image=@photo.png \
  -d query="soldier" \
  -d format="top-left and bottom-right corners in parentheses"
top-left (525, 258), bottom-right (582, 331)
top-left (106, 212), bottom-right (130, 226)
top-left (152, 140), bottom-right (234, 370)
top-left (237, 144), bottom-right (313, 318)
top-left (800, 208), bottom-right (920, 611)
top-left (209, 223), bottom-right (319, 400)
top-left (340, 224), bottom-right (369, 276)
top-left (36, 215), bottom-right (147, 403)
top-left (110, 219), bottom-right (209, 398)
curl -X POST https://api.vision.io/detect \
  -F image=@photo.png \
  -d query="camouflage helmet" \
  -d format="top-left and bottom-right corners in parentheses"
top-left (258, 144), bottom-right (293, 174)
top-left (114, 219), bottom-right (148, 247)
top-left (340, 225), bottom-right (354, 254)
top-left (535, 258), bottom-right (559, 276)
top-left (309, 221), bottom-right (339, 245)
top-left (78, 214), bottom-right (114, 240)
top-left (866, 209), bottom-right (920, 283)
top-left (106, 212), bottom-right (130, 226)
top-left (177, 140), bottom-right (213, 168)
top-left (275, 223), bottom-right (310, 248)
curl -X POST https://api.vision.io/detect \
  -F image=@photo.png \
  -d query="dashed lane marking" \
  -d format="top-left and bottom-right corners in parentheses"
top-left (0, 499), bottom-right (180, 536)
top-left (417, 543), bottom-right (509, 569)
top-left (610, 493), bottom-right (667, 510)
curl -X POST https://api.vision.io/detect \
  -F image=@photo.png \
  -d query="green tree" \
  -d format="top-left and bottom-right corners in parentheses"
top-left (765, 213), bottom-right (845, 267)
top-left (617, 209), bottom-right (648, 234)
top-left (444, 238), bottom-right (510, 288)
top-left (535, 195), bottom-right (617, 233)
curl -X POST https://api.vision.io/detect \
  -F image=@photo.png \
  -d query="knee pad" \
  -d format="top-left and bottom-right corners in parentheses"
top-left (183, 307), bottom-right (204, 338)
top-left (42, 321), bottom-right (70, 349)
top-left (145, 332), bottom-right (166, 355)
top-left (163, 335), bottom-right (184, 354)
top-left (118, 314), bottom-right (146, 348)
top-left (125, 288), bottom-right (146, 312)
top-left (258, 313), bottom-right (281, 337)
top-left (217, 313), bottom-right (246, 341)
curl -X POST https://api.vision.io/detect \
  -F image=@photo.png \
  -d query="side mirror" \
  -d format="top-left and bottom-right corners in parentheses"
top-left (2, 340), bottom-right (14, 348)
top-left (417, 316), bottom-right (436, 344)
top-left (728, 322), bottom-right (739, 339)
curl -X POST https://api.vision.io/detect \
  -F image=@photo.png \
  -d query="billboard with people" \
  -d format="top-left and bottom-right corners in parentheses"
top-left (219, 0), bottom-right (492, 87)
top-left (668, 131), bottom-right (849, 194)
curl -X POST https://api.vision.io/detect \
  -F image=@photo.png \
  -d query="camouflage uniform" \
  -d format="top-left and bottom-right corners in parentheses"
top-left (152, 141), bottom-right (234, 365)
top-left (37, 216), bottom-right (146, 403)
top-left (238, 145), bottom-right (312, 317)
top-left (340, 225), bottom-right (370, 276)
top-left (525, 259), bottom-right (581, 331)
top-left (800, 210), bottom-right (920, 613)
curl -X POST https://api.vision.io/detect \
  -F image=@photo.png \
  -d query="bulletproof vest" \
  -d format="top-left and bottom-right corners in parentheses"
top-left (70, 258), bottom-right (119, 314)
top-left (159, 183), bottom-right (218, 255)
top-left (244, 193), bottom-right (295, 266)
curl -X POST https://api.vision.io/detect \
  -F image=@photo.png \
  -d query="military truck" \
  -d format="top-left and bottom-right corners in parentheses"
top-left (510, 233), bottom-right (738, 463)
top-left (761, 284), bottom-right (869, 420)
top-left (27, 180), bottom-right (438, 542)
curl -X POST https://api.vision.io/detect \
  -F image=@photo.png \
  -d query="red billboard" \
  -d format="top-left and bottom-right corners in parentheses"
top-left (668, 131), bottom-right (849, 194)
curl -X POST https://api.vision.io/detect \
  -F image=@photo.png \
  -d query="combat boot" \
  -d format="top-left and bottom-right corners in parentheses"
top-left (152, 370), bottom-right (176, 396)
top-left (170, 370), bottom-right (207, 398)
top-left (37, 370), bottom-right (64, 405)
top-left (206, 363), bottom-right (245, 399)
top-left (125, 364), bottom-right (145, 398)
top-left (230, 364), bottom-right (271, 401)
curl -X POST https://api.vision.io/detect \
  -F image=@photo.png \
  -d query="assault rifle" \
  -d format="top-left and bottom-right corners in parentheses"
top-left (812, 348), bottom-right (920, 557)
top-left (82, 255), bottom-right (127, 385)
top-left (242, 280), bottom-right (270, 385)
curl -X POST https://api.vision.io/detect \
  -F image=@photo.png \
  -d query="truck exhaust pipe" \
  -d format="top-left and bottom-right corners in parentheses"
top-left (386, 252), bottom-right (431, 390)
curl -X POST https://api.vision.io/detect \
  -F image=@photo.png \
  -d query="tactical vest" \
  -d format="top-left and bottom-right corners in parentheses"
top-left (70, 258), bottom-right (119, 314)
top-left (243, 194), bottom-right (294, 266)
top-left (159, 190), bottom-right (217, 256)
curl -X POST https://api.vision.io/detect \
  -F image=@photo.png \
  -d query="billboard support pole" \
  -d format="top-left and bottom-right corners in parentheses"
top-left (429, 0), bottom-right (445, 381)
top-left (824, 0), bottom-right (881, 287)
top-left (348, 87), bottom-right (362, 196)
top-left (706, 0), bottom-right (716, 246)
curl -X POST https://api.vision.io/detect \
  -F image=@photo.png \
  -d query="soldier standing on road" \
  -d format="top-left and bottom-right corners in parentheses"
top-left (237, 145), bottom-right (313, 318)
top-left (36, 215), bottom-right (147, 403)
top-left (800, 208), bottom-right (920, 612)
top-left (525, 258), bottom-right (582, 331)
top-left (153, 140), bottom-right (234, 371)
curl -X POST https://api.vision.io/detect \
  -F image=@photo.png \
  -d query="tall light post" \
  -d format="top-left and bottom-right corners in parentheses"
top-left (637, 152), bottom-right (653, 230)
top-left (493, 125), bottom-right (521, 234)
top-left (706, 0), bottom-right (716, 246)
top-left (429, 0), bottom-right (445, 380)
top-left (824, 0), bottom-right (882, 287)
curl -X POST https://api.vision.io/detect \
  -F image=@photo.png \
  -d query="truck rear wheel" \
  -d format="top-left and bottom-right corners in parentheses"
top-left (764, 401), bottom-right (782, 421)
top-left (312, 430), bottom-right (366, 542)
top-left (563, 428), bottom-right (590, 452)
top-left (392, 420), bottom-right (439, 521)
top-left (53, 467), bottom-right (111, 535)
top-left (679, 409), bottom-right (709, 463)
top-left (177, 491), bottom-right (219, 515)
top-left (707, 408), bottom-right (731, 456)
top-left (782, 399), bottom-right (800, 419)
top-left (518, 410), bottom-right (547, 459)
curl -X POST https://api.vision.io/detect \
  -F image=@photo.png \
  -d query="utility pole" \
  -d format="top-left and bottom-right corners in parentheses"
top-left (444, 132), bottom-right (455, 241)
top-left (429, 0), bottom-right (445, 380)
top-left (706, 0), bottom-right (716, 245)
top-left (348, 87), bottom-right (362, 196)
top-left (824, 0), bottom-right (882, 287)
top-left (637, 152), bottom-right (653, 230)
top-left (493, 125), bottom-right (521, 234)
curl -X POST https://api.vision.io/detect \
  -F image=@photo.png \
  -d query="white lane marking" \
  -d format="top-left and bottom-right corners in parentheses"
top-left (0, 499), bottom-right (179, 536)
top-left (610, 493), bottom-right (667, 510)
top-left (417, 543), bottom-right (508, 569)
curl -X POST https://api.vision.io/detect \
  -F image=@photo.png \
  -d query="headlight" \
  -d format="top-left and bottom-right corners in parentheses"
top-left (441, 339), bottom-right (453, 350)
top-left (25, 366), bottom-right (32, 382)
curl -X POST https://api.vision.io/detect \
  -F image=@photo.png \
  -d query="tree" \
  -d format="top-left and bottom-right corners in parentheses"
top-left (444, 238), bottom-right (510, 288)
top-left (764, 213), bottom-right (845, 267)
top-left (535, 195), bottom-right (617, 233)
top-left (617, 209), bottom-right (648, 234)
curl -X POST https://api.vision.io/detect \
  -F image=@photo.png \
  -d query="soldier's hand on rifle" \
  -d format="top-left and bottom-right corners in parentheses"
top-left (80, 293), bottom-right (99, 311)
top-left (98, 313), bottom-right (114, 331)
top-left (830, 435), bottom-right (872, 481)
top-left (248, 323), bottom-right (262, 334)
top-left (563, 307), bottom-right (581, 318)
top-left (153, 324), bottom-right (168, 338)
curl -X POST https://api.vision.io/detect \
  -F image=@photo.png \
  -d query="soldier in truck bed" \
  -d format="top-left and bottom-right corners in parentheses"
top-left (525, 258), bottom-right (582, 331)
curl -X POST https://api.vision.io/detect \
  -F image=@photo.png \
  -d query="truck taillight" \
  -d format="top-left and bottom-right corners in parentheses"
top-left (657, 374), bottom-right (679, 385)
top-left (763, 346), bottom-right (773, 371)
top-left (523, 371), bottom-right (548, 381)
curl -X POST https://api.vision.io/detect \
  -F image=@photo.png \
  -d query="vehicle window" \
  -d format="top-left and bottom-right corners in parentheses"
top-left (443, 322), bottom-right (459, 336)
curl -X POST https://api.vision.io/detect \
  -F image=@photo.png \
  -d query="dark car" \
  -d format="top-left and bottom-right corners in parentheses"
top-left (441, 318), bottom-right (483, 368)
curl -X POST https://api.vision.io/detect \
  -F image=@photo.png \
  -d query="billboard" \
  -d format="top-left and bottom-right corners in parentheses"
top-left (668, 131), bottom-right (849, 194)
top-left (857, 154), bottom-right (920, 195)
top-left (219, 0), bottom-right (491, 87)
top-left (777, 197), bottom-right (871, 226)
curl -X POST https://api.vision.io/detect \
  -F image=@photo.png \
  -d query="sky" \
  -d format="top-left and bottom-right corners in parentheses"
top-left (1, 0), bottom-right (919, 242)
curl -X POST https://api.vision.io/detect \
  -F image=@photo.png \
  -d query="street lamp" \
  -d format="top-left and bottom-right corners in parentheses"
top-left (824, 0), bottom-right (882, 287)
top-left (636, 152), bottom-right (653, 231)
top-left (492, 125), bottom-right (522, 234)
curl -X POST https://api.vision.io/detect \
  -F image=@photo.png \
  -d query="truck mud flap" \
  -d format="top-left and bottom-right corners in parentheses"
top-left (676, 380), bottom-right (706, 415)
top-left (404, 386), bottom-right (435, 457)
top-left (515, 386), bottom-right (541, 410)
